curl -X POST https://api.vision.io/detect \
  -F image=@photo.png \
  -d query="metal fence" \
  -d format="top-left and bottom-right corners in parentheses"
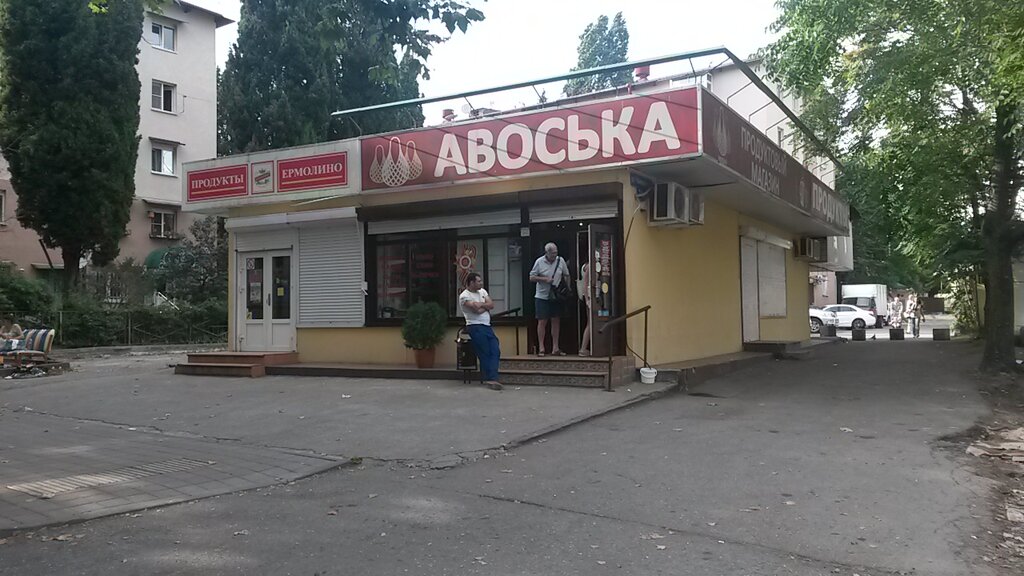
top-left (2, 309), bottom-right (227, 348)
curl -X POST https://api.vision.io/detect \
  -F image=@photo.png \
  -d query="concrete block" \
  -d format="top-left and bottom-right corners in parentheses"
top-left (933, 328), bottom-right (950, 341)
top-left (889, 328), bottom-right (904, 341)
top-left (851, 329), bottom-right (867, 341)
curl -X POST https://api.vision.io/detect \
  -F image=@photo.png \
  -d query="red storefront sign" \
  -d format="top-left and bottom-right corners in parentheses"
top-left (700, 89), bottom-right (850, 232)
top-left (278, 152), bottom-right (348, 193)
top-left (361, 87), bottom-right (699, 190)
top-left (187, 165), bottom-right (248, 201)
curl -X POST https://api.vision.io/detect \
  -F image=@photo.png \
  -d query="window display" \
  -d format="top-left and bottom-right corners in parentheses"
top-left (371, 229), bottom-right (523, 322)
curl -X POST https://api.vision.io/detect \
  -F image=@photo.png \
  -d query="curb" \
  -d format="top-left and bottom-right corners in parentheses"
top-left (0, 454), bottom-right (352, 538)
top-left (500, 381), bottom-right (681, 451)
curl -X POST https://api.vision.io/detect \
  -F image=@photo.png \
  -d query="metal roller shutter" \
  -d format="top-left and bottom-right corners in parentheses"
top-left (298, 220), bottom-right (364, 327)
top-left (367, 208), bottom-right (521, 235)
top-left (528, 201), bottom-right (619, 223)
top-left (234, 228), bottom-right (297, 252)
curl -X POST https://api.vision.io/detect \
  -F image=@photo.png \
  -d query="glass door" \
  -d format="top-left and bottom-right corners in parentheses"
top-left (587, 223), bottom-right (620, 357)
top-left (238, 251), bottom-right (294, 351)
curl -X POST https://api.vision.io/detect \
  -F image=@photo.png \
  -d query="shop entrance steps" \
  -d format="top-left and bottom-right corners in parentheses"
top-left (174, 351), bottom-right (298, 378)
top-left (499, 355), bottom-right (636, 388)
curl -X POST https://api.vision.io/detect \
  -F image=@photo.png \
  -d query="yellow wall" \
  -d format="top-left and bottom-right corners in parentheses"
top-left (297, 325), bottom-right (527, 365)
top-left (621, 173), bottom-right (810, 365)
top-left (621, 176), bottom-right (742, 364)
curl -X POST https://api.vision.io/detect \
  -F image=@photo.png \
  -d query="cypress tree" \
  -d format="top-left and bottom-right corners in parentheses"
top-left (0, 0), bottom-right (144, 290)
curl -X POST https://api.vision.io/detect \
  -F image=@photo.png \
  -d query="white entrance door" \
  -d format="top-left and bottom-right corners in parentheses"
top-left (238, 251), bottom-right (295, 351)
top-left (740, 237), bottom-right (760, 343)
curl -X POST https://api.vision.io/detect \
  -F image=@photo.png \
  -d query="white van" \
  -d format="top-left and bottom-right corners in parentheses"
top-left (840, 284), bottom-right (888, 328)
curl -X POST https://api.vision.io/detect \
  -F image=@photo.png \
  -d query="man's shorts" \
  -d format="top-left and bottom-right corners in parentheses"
top-left (535, 297), bottom-right (563, 319)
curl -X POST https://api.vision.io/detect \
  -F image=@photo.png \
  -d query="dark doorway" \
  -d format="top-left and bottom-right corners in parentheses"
top-left (526, 218), bottom-right (623, 356)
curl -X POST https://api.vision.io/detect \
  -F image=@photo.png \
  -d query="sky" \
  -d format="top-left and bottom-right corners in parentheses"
top-left (196, 0), bottom-right (780, 124)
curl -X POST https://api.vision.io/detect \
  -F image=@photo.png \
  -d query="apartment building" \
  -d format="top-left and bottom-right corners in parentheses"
top-left (0, 1), bottom-right (231, 278)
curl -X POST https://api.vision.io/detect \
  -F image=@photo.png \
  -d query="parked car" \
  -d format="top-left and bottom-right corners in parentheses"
top-left (809, 306), bottom-right (838, 334)
top-left (823, 304), bottom-right (877, 330)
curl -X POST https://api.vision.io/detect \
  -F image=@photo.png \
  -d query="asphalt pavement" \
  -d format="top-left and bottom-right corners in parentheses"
top-left (0, 337), bottom-right (1001, 575)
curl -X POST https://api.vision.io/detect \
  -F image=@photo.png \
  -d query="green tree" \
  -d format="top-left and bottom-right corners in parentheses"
top-left (152, 216), bottom-right (228, 304)
top-left (0, 0), bottom-right (144, 291)
top-left (218, 0), bottom-right (483, 154)
top-left (765, 0), bottom-right (1023, 373)
top-left (0, 263), bottom-right (54, 315)
top-left (563, 13), bottom-right (630, 97)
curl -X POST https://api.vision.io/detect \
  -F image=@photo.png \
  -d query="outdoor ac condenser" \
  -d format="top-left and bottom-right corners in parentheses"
top-left (648, 181), bottom-right (704, 227)
top-left (794, 237), bottom-right (826, 262)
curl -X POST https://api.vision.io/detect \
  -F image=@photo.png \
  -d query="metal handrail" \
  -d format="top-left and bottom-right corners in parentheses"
top-left (597, 305), bottom-right (652, 391)
top-left (491, 307), bottom-right (522, 355)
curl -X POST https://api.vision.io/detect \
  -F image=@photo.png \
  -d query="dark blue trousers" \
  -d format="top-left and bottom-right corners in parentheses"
top-left (467, 324), bottom-right (501, 381)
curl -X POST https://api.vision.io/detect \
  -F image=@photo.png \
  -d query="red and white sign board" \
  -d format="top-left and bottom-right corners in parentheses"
top-left (361, 87), bottom-right (700, 190)
top-left (187, 165), bottom-right (248, 201)
top-left (278, 152), bottom-right (348, 193)
top-left (183, 141), bottom-right (356, 212)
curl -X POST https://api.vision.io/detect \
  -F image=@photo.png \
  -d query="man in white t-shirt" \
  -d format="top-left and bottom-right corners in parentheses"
top-left (459, 272), bottom-right (503, 391)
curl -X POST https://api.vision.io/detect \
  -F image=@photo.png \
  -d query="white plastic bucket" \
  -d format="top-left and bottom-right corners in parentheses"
top-left (639, 367), bottom-right (658, 384)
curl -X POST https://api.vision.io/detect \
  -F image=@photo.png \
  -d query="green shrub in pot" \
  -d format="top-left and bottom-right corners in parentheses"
top-left (401, 302), bottom-right (446, 350)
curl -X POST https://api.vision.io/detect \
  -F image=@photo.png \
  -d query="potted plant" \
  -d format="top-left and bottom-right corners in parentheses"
top-left (401, 302), bottom-right (447, 368)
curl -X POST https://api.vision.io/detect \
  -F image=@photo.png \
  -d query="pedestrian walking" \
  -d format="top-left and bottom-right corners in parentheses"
top-left (891, 296), bottom-right (905, 330)
top-left (907, 293), bottom-right (926, 338)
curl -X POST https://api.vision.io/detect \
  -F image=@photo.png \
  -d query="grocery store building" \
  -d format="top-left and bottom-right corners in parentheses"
top-left (183, 63), bottom-right (852, 370)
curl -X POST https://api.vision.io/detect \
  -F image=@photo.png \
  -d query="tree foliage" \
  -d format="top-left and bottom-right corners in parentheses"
top-left (152, 216), bottom-right (228, 304)
top-left (764, 0), bottom-right (1024, 372)
top-left (0, 0), bottom-right (144, 290)
top-left (0, 263), bottom-right (54, 315)
top-left (218, 0), bottom-right (484, 154)
top-left (563, 13), bottom-right (630, 97)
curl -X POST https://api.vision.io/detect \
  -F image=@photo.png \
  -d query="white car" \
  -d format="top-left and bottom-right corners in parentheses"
top-left (809, 307), bottom-right (838, 334)
top-left (823, 304), bottom-right (877, 330)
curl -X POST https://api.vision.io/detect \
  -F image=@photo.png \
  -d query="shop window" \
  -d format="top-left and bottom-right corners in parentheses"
top-left (450, 237), bottom-right (524, 317)
top-left (149, 21), bottom-right (176, 51)
top-left (371, 228), bottom-right (524, 321)
top-left (150, 211), bottom-right (176, 239)
top-left (375, 240), bottom-right (446, 318)
top-left (151, 81), bottom-right (176, 113)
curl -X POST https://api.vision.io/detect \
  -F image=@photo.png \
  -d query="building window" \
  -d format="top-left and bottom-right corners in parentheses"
top-left (149, 21), bottom-right (176, 51)
top-left (151, 81), bottom-right (176, 113)
top-left (151, 143), bottom-right (176, 175)
top-left (371, 227), bottom-right (524, 321)
top-left (0, 190), bottom-right (6, 226)
top-left (150, 211), bottom-right (176, 239)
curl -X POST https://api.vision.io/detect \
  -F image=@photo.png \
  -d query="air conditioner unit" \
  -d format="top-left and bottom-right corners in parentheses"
top-left (795, 237), bottom-right (826, 262)
top-left (648, 181), bottom-right (704, 227)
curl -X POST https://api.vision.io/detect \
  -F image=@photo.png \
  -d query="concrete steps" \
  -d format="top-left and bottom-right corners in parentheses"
top-left (174, 362), bottom-right (266, 378)
top-left (186, 352), bottom-right (298, 365)
top-left (499, 355), bottom-right (636, 389)
top-left (175, 352), bottom-right (296, 378)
